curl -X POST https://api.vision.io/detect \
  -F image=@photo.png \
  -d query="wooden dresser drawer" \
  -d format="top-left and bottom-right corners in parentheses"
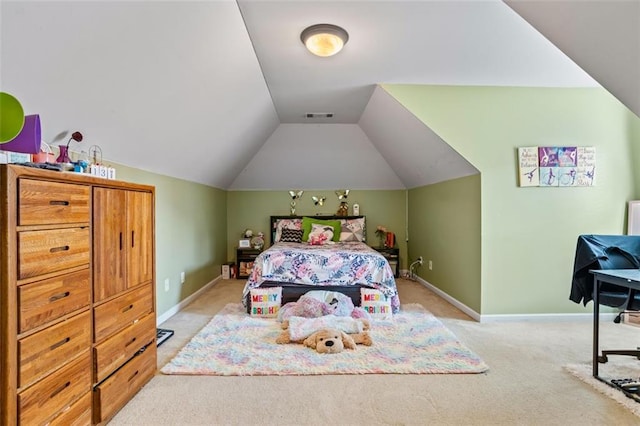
top-left (94, 284), bottom-right (153, 342)
top-left (18, 269), bottom-right (91, 333)
top-left (94, 343), bottom-right (156, 423)
top-left (19, 179), bottom-right (90, 226)
top-left (19, 310), bottom-right (91, 388)
top-left (19, 351), bottom-right (91, 425)
top-left (18, 227), bottom-right (90, 279)
top-left (48, 392), bottom-right (92, 426)
top-left (94, 312), bottom-right (156, 383)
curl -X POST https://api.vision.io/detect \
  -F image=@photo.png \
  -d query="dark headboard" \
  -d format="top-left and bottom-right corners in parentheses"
top-left (270, 215), bottom-right (366, 246)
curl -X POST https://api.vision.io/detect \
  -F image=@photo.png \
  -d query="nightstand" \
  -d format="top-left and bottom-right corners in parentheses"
top-left (373, 247), bottom-right (400, 278)
top-left (236, 247), bottom-right (261, 279)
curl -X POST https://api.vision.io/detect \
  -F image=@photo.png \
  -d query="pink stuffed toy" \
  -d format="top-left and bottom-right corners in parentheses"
top-left (278, 290), bottom-right (371, 322)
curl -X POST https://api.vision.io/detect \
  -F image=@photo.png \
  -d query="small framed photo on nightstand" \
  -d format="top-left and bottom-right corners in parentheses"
top-left (239, 239), bottom-right (251, 248)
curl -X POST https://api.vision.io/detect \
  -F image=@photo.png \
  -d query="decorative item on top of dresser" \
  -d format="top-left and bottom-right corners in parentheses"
top-left (0, 164), bottom-right (157, 425)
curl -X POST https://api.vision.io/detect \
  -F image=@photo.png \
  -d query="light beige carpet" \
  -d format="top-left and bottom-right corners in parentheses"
top-left (109, 279), bottom-right (640, 425)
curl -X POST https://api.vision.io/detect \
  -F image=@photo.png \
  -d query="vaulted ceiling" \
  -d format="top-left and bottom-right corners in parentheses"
top-left (1, 1), bottom-right (637, 190)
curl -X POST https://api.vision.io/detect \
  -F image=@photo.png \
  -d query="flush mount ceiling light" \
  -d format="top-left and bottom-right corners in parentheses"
top-left (300, 24), bottom-right (349, 57)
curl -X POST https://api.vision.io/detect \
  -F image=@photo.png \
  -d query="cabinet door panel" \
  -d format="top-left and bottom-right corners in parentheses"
top-left (127, 191), bottom-right (153, 288)
top-left (93, 188), bottom-right (127, 301)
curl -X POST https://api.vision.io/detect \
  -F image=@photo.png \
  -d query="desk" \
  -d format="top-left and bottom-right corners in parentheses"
top-left (590, 269), bottom-right (640, 398)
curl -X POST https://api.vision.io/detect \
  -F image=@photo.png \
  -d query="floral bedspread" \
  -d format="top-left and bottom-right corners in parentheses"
top-left (242, 242), bottom-right (400, 312)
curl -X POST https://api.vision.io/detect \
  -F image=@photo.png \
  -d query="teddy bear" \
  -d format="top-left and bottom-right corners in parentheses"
top-left (275, 315), bottom-right (373, 350)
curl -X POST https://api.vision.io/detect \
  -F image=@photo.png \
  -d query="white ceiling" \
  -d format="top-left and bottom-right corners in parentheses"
top-left (238, 0), bottom-right (596, 124)
top-left (1, 1), bottom-right (636, 190)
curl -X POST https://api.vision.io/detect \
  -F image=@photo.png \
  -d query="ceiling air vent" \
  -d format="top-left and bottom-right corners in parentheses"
top-left (305, 113), bottom-right (334, 118)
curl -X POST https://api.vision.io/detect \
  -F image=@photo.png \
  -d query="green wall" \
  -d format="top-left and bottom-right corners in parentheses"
top-left (113, 164), bottom-right (227, 317)
top-left (385, 85), bottom-right (640, 315)
top-left (226, 190), bottom-right (408, 268)
top-left (408, 175), bottom-right (481, 313)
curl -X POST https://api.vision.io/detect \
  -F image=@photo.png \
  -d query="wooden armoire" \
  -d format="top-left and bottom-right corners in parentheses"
top-left (0, 164), bottom-right (157, 425)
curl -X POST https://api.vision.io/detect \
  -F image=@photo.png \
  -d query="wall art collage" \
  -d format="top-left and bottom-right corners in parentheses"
top-left (517, 146), bottom-right (596, 187)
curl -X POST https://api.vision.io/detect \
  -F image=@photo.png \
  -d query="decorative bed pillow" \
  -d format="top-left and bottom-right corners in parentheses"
top-left (279, 228), bottom-right (303, 243)
top-left (274, 218), bottom-right (303, 242)
top-left (308, 223), bottom-right (334, 245)
top-left (360, 288), bottom-right (392, 319)
top-left (250, 287), bottom-right (282, 317)
top-left (340, 217), bottom-right (366, 242)
top-left (301, 217), bottom-right (341, 242)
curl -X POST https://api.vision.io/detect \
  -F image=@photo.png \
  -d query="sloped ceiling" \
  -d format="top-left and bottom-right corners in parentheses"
top-left (3, 1), bottom-right (631, 191)
top-left (505, 0), bottom-right (640, 118)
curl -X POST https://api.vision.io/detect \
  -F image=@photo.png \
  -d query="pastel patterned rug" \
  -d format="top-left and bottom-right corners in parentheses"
top-left (161, 303), bottom-right (489, 376)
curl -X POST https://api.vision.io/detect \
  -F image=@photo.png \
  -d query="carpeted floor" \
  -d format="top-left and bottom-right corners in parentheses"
top-left (109, 279), bottom-right (640, 425)
top-left (161, 302), bottom-right (488, 376)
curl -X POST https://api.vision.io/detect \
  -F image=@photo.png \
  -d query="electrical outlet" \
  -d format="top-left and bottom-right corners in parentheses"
top-left (417, 256), bottom-right (423, 265)
top-left (428, 260), bottom-right (433, 270)
top-left (164, 278), bottom-right (170, 292)
top-left (180, 271), bottom-right (185, 284)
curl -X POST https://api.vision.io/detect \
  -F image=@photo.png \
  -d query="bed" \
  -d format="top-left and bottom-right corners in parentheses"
top-left (241, 215), bottom-right (400, 313)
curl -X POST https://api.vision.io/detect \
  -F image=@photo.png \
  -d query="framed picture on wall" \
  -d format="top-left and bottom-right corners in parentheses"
top-left (239, 239), bottom-right (251, 248)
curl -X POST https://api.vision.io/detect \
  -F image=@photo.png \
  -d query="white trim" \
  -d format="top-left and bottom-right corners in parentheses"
top-left (156, 275), bottom-right (221, 326)
top-left (480, 312), bottom-right (617, 323)
top-left (414, 275), bottom-right (616, 323)
top-left (414, 276), bottom-right (481, 321)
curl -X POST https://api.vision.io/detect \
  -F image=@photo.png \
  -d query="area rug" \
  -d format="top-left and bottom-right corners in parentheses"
top-left (161, 303), bottom-right (489, 376)
top-left (564, 362), bottom-right (640, 417)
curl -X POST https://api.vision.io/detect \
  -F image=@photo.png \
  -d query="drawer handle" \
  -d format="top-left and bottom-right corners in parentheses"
top-left (49, 200), bottom-right (70, 206)
top-left (125, 337), bottom-right (137, 347)
top-left (132, 230), bottom-right (135, 248)
top-left (50, 337), bottom-right (70, 351)
top-left (49, 291), bottom-right (70, 302)
top-left (128, 370), bottom-right (139, 382)
top-left (122, 304), bottom-right (134, 313)
top-left (50, 381), bottom-right (71, 399)
top-left (50, 245), bottom-right (70, 253)
top-left (119, 232), bottom-right (123, 250)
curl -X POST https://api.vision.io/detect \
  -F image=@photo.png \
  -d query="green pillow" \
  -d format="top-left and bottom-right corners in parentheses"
top-left (301, 217), bottom-right (342, 242)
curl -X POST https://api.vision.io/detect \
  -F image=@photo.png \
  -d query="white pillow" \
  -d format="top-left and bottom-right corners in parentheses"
top-left (308, 223), bottom-right (334, 245)
top-left (249, 287), bottom-right (282, 317)
top-left (360, 288), bottom-right (392, 319)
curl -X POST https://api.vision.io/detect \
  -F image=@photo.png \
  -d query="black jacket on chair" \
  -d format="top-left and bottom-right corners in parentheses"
top-left (570, 234), bottom-right (640, 309)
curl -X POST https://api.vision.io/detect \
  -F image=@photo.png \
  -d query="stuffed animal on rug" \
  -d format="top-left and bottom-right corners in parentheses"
top-left (277, 290), bottom-right (371, 322)
top-left (303, 328), bottom-right (355, 354)
top-left (275, 314), bottom-right (373, 348)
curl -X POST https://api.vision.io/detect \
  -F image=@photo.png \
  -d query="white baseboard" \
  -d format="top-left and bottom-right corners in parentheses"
top-left (413, 276), bottom-right (616, 323)
top-left (156, 275), bottom-right (221, 326)
top-left (414, 276), bottom-right (481, 321)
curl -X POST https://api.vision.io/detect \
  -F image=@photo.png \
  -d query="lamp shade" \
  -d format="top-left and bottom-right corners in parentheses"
top-left (1, 114), bottom-right (41, 154)
top-left (301, 24), bottom-right (349, 57)
top-left (0, 92), bottom-right (25, 143)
